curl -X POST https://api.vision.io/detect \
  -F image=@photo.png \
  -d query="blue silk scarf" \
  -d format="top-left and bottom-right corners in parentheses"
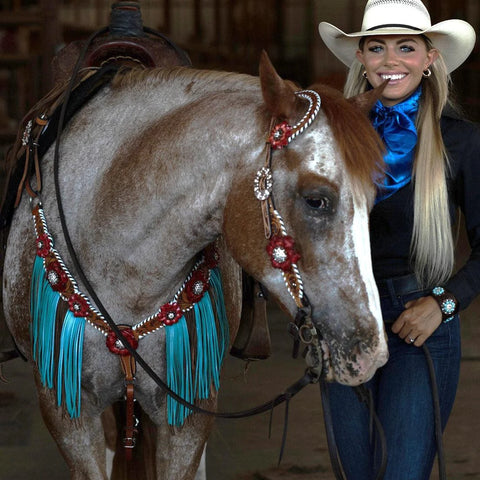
top-left (372, 87), bottom-right (422, 203)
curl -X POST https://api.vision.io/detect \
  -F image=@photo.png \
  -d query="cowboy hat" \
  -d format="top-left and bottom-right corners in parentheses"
top-left (318, 0), bottom-right (476, 73)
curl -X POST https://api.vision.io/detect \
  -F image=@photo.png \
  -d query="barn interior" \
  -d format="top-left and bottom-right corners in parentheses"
top-left (0, 1), bottom-right (479, 479)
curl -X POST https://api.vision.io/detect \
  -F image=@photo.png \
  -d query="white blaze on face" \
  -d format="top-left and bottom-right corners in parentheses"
top-left (301, 128), bottom-right (383, 334)
top-left (351, 191), bottom-right (383, 333)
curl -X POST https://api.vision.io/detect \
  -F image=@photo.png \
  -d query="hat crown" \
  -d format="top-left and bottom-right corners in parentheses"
top-left (362, 0), bottom-right (432, 32)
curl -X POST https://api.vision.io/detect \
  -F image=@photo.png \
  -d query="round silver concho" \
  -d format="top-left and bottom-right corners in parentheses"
top-left (272, 246), bottom-right (288, 263)
top-left (192, 280), bottom-right (204, 296)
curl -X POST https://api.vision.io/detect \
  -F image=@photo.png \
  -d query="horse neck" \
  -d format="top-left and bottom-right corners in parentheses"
top-left (117, 73), bottom-right (264, 228)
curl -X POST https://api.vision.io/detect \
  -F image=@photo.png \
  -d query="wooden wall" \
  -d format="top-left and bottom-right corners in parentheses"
top-left (0, 0), bottom-right (479, 150)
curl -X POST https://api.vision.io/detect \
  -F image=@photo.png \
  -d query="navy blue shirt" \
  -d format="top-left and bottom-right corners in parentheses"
top-left (370, 110), bottom-right (480, 310)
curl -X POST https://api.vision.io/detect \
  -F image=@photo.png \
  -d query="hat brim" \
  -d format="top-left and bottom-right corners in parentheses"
top-left (318, 19), bottom-right (476, 74)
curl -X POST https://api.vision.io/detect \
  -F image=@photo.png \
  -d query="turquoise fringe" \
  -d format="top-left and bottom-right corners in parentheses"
top-left (56, 310), bottom-right (85, 418)
top-left (209, 268), bottom-right (228, 361)
top-left (31, 256), bottom-right (59, 389)
top-left (194, 295), bottom-right (219, 399)
top-left (31, 256), bottom-right (228, 426)
top-left (167, 267), bottom-right (229, 426)
top-left (30, 256), bottom-right (85, 418)
top-left (166, 317), bottom-right (194, 426)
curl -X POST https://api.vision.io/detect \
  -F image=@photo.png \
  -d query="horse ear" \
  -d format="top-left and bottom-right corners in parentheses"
top-left (259, 50), bottom-right (298, 121)
top-left (348, 80), bottom-right (389, 116)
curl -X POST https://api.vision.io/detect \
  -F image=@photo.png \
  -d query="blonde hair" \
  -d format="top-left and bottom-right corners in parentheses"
top-left (345, 37), bottom-right (455, 286)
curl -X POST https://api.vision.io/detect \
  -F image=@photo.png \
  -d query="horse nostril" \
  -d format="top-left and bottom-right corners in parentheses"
top-left (348, 336), bottom-right (388, 379)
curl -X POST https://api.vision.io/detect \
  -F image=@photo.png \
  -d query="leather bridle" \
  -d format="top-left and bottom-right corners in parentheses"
top-left (254, 89), bottom-right (325, 381)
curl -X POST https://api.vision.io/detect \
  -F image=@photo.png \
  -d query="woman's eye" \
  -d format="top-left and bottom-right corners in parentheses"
top-left (369, 45), bottom-right (383, 53)
top-left (400, 45), bottom-right (415, 52)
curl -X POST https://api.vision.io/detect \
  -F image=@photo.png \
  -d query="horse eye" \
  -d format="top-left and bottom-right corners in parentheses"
top-left (304, 196), bottom-right (331, 211)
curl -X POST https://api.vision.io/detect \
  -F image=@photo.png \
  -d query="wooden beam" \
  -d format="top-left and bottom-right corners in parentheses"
top-left (41, 0), bottom-right (60, 91)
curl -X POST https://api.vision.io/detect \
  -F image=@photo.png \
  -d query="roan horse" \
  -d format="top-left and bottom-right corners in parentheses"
top-left (3, 52), bottom-right (388, 479)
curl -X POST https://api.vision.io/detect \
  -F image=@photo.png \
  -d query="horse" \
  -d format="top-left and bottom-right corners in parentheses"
top-left (3, 52), bottom-right (388, 479)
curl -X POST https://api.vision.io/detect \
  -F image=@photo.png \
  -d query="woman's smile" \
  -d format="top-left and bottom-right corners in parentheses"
top-left (378, 72), bottom-right (407, 82)
top-left (356, 35), bottom-right (438, 106)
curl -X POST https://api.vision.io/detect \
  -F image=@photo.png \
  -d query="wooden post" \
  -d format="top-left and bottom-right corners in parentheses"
top-left (193, 0), bottom-right (202, 40)
top-left (164, 0), bottom-right (171, 33)
top-left (214, 0), bottom-right (221, 48)
top-left (40, 0), bottom-right (60, 92)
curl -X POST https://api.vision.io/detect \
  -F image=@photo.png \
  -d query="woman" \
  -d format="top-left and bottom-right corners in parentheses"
top-left (318, 0), bottom-right (479, 478)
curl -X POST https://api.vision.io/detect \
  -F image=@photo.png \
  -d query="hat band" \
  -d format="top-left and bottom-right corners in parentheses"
top-left (366, 24), bottom-right (423, 32)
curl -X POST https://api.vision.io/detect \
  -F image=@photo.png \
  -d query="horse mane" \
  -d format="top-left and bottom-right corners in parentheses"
top-left (312, 83), bottom-right (384, 190)
top-left (111, 65), bottom-right (261, 94)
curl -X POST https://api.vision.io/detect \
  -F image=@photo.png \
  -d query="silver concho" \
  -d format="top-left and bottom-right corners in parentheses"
top-left (22, 119), bottom-right (33, 146)
top-left (253, 167), bottom-right (273, 201)
top-left (192, 280), bottom-right (204, 296)
top-left (272, 246), bottom-right (288, 263)
top-left (47, 270), bottom-right (60, 286)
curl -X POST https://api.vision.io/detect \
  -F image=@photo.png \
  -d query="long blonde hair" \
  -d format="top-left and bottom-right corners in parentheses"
top-left (345, 37), bottom-right (454, 286)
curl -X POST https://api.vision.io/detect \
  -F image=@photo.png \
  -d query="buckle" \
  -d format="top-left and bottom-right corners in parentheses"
top-left (123, 437), bottom-right (136, 448)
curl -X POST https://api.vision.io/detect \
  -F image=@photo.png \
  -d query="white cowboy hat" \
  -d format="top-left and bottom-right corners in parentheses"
top-left (318, 0), bottom-right (476, 73)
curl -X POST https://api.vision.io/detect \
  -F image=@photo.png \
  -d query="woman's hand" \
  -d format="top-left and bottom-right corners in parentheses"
top-left (391, 295), bottom-right (442, 346)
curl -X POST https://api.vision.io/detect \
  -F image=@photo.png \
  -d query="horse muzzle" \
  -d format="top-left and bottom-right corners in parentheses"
top-left (312, 315), bottom-right (389, 386)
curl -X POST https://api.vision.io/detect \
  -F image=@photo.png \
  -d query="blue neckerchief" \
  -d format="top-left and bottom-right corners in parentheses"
top-left (372, 87), bottom-right (421, 203)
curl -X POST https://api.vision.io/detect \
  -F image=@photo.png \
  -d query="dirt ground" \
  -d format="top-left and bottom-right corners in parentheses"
top-left (0, 302), bottom-right (478, 479)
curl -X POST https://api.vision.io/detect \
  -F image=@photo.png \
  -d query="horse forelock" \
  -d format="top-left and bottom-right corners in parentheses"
top-left (311, 83), bottom-right (385, 194)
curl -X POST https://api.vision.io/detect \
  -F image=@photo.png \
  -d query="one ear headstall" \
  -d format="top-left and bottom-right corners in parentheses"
top-left (268, 90), bottom-right (321, 149)
top-left (254, 89), bottom-right (321, 308)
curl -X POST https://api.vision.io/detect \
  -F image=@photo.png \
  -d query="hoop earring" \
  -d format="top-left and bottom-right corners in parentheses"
top-left (362, 70), bottom-right (368, 79)
top-left (423, 68), bottom-right (432, 78)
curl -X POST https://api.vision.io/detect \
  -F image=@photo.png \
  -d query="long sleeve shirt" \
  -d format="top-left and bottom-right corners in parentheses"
top-left (370, 109), bottom-right (480, 310)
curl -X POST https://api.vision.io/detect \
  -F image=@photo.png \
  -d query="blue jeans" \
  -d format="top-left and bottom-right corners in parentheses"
top-left (326, 289), bottom-right (461, 480)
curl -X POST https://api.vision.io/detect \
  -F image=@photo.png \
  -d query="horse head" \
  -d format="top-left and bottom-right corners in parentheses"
top-left (223, 52), bottom-right (388, 386)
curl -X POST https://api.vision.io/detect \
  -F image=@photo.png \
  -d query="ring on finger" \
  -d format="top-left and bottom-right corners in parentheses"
top-left (408, 337), bottom-right (415, 343)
